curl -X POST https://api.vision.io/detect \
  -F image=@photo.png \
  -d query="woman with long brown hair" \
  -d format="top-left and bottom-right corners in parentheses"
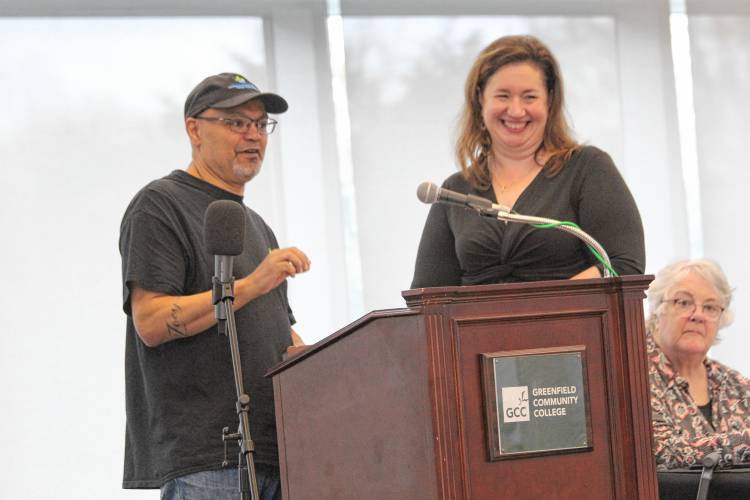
top-left (412, 35), bottom-right (644, 287)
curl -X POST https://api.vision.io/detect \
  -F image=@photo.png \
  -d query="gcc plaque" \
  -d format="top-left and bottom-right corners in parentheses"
top-left (480, 345), bottom-right (592, 460)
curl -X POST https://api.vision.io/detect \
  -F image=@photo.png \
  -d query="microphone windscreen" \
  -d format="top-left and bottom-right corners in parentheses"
top-left (416, 182), bottom-right (439, 204)
top-left (204, 200), bottom-right (246, 256)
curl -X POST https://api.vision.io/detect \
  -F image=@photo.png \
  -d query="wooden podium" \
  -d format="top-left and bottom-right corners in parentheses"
top-left (268, 276), bottom-right (658, 499)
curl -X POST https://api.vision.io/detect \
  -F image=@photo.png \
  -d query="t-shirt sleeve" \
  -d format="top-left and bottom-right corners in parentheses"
top-left (411, 200), bottom-right (462, 288)
top-left (575, 148), bottom-right (645, 276)
top-left (119, 205), bottom-right (188, 316)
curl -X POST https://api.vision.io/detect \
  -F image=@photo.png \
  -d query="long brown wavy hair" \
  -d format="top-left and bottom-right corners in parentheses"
top-left (456, 35), bottom-right (579, 189)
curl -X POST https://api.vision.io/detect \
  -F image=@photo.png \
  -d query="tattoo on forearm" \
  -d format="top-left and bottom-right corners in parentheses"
top-left (166, 303), bottom-right (188, 338)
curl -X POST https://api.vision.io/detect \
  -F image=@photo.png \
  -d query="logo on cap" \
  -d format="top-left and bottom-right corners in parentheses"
top-left (228, 74), bottom-right (259, 91)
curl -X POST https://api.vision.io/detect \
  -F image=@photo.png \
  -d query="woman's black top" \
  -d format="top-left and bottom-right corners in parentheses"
top-left (411, 146), bottom-right (645, 287)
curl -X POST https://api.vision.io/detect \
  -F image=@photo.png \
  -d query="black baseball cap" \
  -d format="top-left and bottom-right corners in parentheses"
top-left (184, 73), bottom-right (288, 118)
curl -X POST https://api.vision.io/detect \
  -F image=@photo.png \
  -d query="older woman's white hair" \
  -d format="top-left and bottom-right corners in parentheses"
top-left (645, 259), bottom-right (734, 337)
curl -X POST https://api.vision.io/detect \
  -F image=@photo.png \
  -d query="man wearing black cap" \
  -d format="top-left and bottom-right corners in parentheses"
top-left (119, 73), bottom-right (310, 499)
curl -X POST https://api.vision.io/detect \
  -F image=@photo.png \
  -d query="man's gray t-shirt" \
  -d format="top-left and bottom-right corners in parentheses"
top-left (119, 170), bottom-right (294, 488)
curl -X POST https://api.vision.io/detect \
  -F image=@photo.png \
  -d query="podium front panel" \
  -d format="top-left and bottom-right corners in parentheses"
top-left (404, 277), bottom-right (657, 500)
top-left (453, 305), bottom-right (614, 499)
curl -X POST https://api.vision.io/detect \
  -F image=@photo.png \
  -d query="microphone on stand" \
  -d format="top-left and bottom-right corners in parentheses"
top-left (696, 452), bottom-right (722, 500)
top-left (416, 181), bottom-right (616, 277)
top-left (204, 200), bottom-right (246, 332)
top-left (416, 181), bottom-right (510, 214)
top-left (203, 199), bottom-right (261, 499)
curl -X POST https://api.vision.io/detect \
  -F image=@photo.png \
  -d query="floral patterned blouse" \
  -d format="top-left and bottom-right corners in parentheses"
top-left (647, 332), bottom-right (750, 469)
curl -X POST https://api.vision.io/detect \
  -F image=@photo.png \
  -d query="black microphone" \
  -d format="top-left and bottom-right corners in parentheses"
top-left (696, 451), bottom-right (723, 500)
top-left (204, 200), bottom-right (246, 328)
top-left (416, 182), bottom-right (508, 213)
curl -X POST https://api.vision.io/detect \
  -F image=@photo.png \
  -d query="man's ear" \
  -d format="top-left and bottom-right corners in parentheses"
top-left (185, 118), bottom-right (201, 147)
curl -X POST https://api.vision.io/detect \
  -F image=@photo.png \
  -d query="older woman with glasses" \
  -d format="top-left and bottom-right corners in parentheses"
top-left (645, 259), bottom-right (750, 469)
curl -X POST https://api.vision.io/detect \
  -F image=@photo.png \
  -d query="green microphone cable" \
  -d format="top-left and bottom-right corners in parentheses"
top-left (532, 221), bottom-right (619, 277)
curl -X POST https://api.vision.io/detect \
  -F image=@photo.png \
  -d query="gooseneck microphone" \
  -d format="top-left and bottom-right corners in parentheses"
top-left (204, 200), bottom-right (246, 327)
top-left (416, 181), bottom-right (509, 213)
top-left (416, 181), bottom-right (615, 277)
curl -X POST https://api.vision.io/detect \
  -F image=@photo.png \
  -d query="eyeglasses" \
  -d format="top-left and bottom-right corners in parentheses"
top-left (662, 295), bottom-right (725, 321)
top-left (195, 115), bottom-right (278, 135)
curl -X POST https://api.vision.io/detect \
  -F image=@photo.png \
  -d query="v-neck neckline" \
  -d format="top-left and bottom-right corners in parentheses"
top-left (489, 166), bottom-right (544, 212)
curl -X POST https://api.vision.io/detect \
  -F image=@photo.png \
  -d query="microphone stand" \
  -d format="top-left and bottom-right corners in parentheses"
top-left (474, 206), bottom-right (614, 277)
top-left (696, 452), bottom-right (721, 500)
top-left (213, 270), bottom-right (260, 500)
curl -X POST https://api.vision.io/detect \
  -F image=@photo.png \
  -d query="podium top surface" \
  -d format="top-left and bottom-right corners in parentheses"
top-left (266, 307), bottom-right (419, 377)
top-left (402, 274), bottom-right (653, 307)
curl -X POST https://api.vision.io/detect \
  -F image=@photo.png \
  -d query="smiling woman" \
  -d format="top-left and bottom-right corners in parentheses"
top-left (411, 34), bottom-right (645, 288)
top-left (645, 259), bottom-right (750, 469)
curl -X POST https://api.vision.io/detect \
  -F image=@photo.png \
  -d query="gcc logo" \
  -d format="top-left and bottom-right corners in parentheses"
top-left (502, 386), bottom-right (530, 423)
